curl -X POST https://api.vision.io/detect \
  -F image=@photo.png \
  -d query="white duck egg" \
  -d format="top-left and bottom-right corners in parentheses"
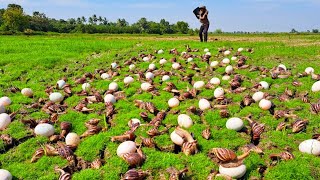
top-left (57, 80), bottom-right (66, 89)
top-left (34, 123), bottom-right (55, 137)
top-left (252, 91), bottom-right (264, 102)
top-left (210, 77), bottom-right (221, 85)
top-left (178, 114), bottom-right (193, 128)
top-left (168, 98), bottom-right (179, 108)
top-left (226, 117), bottom-right (244, 131)
top-left (162, 75), bottom-right (170, 82)
top-left (109, 82), bottom-right (119, 91)
top-left (0, 113), bottom-right (11, 130)
top-left (49, 92), bottom-right (64, 103)
top-left (104, 94), bottom-right (116, 104)
top-left (199, 99), bottom-right (211, 111)
top-left (193, 81), bottom-right (205, 90)
top-left (299, 139), bottom-right (320, 155)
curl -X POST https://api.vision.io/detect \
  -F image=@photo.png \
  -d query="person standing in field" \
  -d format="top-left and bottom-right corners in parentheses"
top-left (198, 6), bottom-right (210, 42)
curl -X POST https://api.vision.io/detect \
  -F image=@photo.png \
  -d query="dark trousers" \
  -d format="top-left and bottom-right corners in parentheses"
top-left (199, 24), bottom-right (209, 42)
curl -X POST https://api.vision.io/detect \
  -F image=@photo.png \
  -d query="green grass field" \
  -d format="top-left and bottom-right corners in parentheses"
top-left (0, 34), bottom-right (320, 180)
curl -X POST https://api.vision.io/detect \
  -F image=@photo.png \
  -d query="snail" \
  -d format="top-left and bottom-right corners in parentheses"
top-left (305, 67), bottom-right (314, 74)
top-left (245, 115), bottom-right (265, 145)
top-left (209, 148), bottom-right (251, 178)
top-left (310, 102), bottom-right (320, 114)
top-left (172, 127), bottom-right (198, 156)
top-left (269, 151), bottom-right (294, 165)
top-left (54, 167), bottom-right (71, 180)
top-left (31, 144), bottom-right (59, 162)
top-left (121, 147), bottom-right (146, 167)
top-left (121, 169), bottom-right (149, 180)
top-left (202, 128), bottom-right (211, 140)
top-left (140, 136), bottom-right (156, 148)
top-left (91, 158), bottom-right (104, 169)
top-left (292, 119), bottom-right (308, 133)
top-left (166, 167), bottom-right (188, 180)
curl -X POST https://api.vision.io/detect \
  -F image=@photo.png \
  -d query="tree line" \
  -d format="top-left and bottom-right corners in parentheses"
top-left (0, 4), bottom-right (192, 35)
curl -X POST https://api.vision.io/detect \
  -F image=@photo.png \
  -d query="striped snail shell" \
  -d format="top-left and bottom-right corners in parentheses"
top-left (55, 167), bottom-right (71, 180)
top-left (270, 151), bottom-right (294, 161)
top-left (182, 141), bottom-right (198, 156)
top-left (292, 119), bottom-right (308, 133)
top-left (140, 136), bottom-right (156, 148)
top-left (251, 122), bottom-right (265, 143)
top-left (276, 122), bottom-right (287, 131)
top-left (310, 103), bottom-right (320, 114)
top-left (202, 128), bottom-right (211, 140)
top-left (122, 169), bottom-right (148, 180)
top-left (122, 149), bottom-right (146, 167)
top-left (210, 148), bottom-right (237, 163)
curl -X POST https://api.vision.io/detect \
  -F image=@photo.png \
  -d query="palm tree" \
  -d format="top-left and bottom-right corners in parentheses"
top-left (88, 17), bottom-right (93, 25)
top-left (81, 16), bottom-right (86, 24)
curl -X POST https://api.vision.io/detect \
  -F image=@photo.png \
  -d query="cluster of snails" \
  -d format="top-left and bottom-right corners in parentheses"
top-left (2, 42), bottom-right (320, 180)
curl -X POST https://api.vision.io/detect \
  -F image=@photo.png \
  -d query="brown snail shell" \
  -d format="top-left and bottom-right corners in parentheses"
top-left (310, 103), bottom-right (320, 114)
top-left (57, 142), bottom-right (74, 159)
top-left (91, 159), bottom-right (104, 169)
top-left (210, 148), bottom-right (237, 163)
top-left (292, 119), bottom-right (308, 133)
top-left (55, 167), bottom-right (71, 180)
top-left (122, 169), bottom-right (148, 180)
top-left (219, 109), bottom-right (230, 118)
top-left (182, 141), bottom-right (198, 156)
top-left (166, 167), bottom-right (188, 180)
top-left (122, 149), bottom-right (146, 167)
top-left (276, 122), bottom-right (287, 131)
top-left (60, 122), bottom-right (72, 137)
top-left (270, 151), bottom-right (294, 161)
top-left (251, 122), bottom-right (265, 143)
top-left (111, 132), bottom-right (135, 142)
top-left (202, 128), bottom-right (211, 140)
top-left (140, 136), bottom-right (156, 148)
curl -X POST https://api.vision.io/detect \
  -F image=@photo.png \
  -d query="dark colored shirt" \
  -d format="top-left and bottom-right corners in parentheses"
top-left (199, 11), bottom-right (209, 25)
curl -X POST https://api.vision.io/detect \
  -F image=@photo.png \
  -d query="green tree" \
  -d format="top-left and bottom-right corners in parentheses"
top-left (29, 11), bottom-right (49, 31)
top-left (2, 4), bottom-right (28, 31)
top-left (0, 8), bottom-right (5, 26)
top-left (136, 17), bottom-right (149, 32)
top-left (312, 29), bottom-right (319, 33)
top-left (116, 18), bottom-right (128, 27)
top-left (81, 16), bottom-right (86, 24)
top-left (290, 28), bottom-right (298, 33)
top-left (214, 29), bottom-right (223, 34)
top-left (159, 19), bottom-right (172, 34)
top-left (92, 14), bottom-right (97, 24)
top-left (175, 21), bottom-right (189, 34)
top-left (88, 17), bottom-right (93, 25)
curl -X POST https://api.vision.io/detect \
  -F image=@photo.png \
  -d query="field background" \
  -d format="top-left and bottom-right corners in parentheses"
top-left (0, 34), bottom-right (320, 179)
